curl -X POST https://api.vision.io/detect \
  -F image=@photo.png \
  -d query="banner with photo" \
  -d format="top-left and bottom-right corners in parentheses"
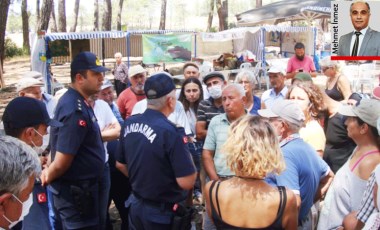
top-left (142, 34), bottom-right (192, 64)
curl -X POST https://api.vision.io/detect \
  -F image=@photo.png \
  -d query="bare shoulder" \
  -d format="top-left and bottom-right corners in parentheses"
top-left (357, 153), bottom-right (380, 180)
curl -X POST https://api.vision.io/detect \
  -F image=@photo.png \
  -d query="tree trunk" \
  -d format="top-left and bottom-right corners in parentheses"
top-left (117, 0), bottom-right (124, 30)
top-left (256, 0), bottom-right (262, 8)
top-left (58, 0), bottom-right (67, 32)
top-left (70, 0), bottom-right (80, 32)
top-left (216, 0), bottom-right (228, 31)
top-left (0, 0), bottom-right (11, 88)
top-left (49, 0), bottom-right (58, 32)
top-left (159, 0), bottom-right (167, 30)
top-left (93, 0), bottom-right (99, 31)
top-left (102, 0), bottom-right (112, 31)
top-left (207, 0), bottom-right (215, 32)
top-left (37, 0), bottom-right (53, 32)
top-left (36, 0), bottom-right (40, 31)
top-left (21, 0), bottom-right (30, 55)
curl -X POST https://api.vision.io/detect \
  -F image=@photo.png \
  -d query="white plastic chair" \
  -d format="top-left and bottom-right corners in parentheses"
top-left (240, 62), bottom-right (252, 70)
top-left (358, 62), bottom-right (377, 93)
top-left (342, 64), bottom-right (360, 92)
top-left (199, 62), bottom-right (214, 76)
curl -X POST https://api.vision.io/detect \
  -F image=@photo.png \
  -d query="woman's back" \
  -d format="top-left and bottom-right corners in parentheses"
top-left (206, 178), bottom-right (297, 230)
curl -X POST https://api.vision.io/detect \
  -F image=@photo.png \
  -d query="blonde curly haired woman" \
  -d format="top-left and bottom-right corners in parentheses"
top-left (205, 116), bottom-right (298, 229)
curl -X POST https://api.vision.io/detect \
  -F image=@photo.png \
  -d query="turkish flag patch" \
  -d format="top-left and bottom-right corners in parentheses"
top-left (183, 136), bottom-right (188, 144)
top-left (78, 119), bottom-right (87, 127)
top-left (37, 192), bottom-right (47, 203)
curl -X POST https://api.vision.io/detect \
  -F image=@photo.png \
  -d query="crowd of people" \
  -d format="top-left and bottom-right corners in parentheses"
top-left (1, 39), bottom-right (380, 230)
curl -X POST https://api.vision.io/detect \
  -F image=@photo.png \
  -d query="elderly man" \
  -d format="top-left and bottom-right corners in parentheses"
top-left (286, 42), bottom-right (317, 79)
top-left (0, 135), bottom-right (41, 230)
top-left (41, 51), bottom-right (109, 229)
top-left (261, 65), bottom-right (288, 109)
top-left (112, 52), bottom-right (129, 96)
top-left (202, 83), bottom-right (247, 230)
top-left (2, 96), bottom-right (62, 230)
top-left (116, 73), bottom-right (196, 229)
top-left (98, 79), bottom-right (123, 125)
top-left (117, 65), bottom-right (147, 119)
top-left (259, 100), bottom-right (334, 229)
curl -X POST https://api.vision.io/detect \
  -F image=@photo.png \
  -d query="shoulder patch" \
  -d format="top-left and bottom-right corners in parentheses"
top-left (78, 119), bottom-right (87, 127)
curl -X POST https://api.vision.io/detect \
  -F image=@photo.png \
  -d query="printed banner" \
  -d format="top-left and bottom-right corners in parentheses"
top-left (142, 34), bottom-right (192, 64)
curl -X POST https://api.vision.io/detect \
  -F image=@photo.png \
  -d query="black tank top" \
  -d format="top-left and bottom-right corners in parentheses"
top-left (325, 76), bottom-right (344, 101)
top-left (209, 180), bottom-right (286, 230)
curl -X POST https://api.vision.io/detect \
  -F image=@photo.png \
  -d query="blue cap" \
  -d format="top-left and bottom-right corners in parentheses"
top-left (2, 97), bottom-right (63, 129)
top-left (71, 51), bottom-right (110, 72)
top-left (144, 72), bottom-right (176, 99)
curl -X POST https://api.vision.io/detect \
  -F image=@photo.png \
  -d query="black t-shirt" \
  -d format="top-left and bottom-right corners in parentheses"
top-left (323, 113), bottom-right (356, 173)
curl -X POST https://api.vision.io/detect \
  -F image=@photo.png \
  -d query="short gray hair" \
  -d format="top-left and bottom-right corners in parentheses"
top-left (114, 52), bottom-right (122, 58)
top-left (223, 83), bottom-right (245, 98)
top-left (0, 135), bottom-right (41, 196)
top-left (284, 120), bottom-right (303, 134)
top-left (235, 70), bottom-right (257, 85)
top-left (147, 90), bottom-right (176, 110)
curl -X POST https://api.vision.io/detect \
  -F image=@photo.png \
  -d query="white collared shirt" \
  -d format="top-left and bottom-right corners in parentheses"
top-left (350, 27), bottom-right (368, 55)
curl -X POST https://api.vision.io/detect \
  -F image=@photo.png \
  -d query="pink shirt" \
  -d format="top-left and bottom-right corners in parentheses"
top-left (117, 88), bottom-right (146, 119)
top-left (286, 55), bottom-right (316, 73)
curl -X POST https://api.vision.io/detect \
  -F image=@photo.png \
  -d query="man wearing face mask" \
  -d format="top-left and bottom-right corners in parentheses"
top-left (0, 135), bottom-right (41, 230)
top-left (117, 64), bottom-right (148, 119)
top-left (196, 71), bottom-right (227, 141)
top-left (2, 97), bottom-right (63, 230)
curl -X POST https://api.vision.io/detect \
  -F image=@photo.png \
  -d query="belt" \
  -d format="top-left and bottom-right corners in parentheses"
top-left (133, 192), bottom-right (175, 211)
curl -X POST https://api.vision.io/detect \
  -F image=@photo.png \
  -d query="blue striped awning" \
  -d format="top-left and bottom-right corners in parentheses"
top-left (45, 31), bottom-right (127, 41)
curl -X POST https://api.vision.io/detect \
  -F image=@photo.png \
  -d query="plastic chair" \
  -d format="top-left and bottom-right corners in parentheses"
top-left (342, 64), bottom-right (360, 91)
top-left (358, 62), bottom-right (377, 93)
top-left (199, 62), bottom-right (214, 76)
top-left (240, 62), bottom-right (252, 69)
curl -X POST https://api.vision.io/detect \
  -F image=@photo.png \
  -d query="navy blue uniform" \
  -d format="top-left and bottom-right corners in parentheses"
top-left (49, 87), bottom-right (105, 229)
top-left (117, 108), bottom-right (196, 229)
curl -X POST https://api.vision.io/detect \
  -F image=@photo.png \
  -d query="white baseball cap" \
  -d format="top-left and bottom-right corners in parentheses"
top-left (268, 65), bottom-right (285, 75)
top-left (16, 77), bottom-right (44, 92)
top-left (128, 65), bottom-right (147, 78)
top-left (258, 100), bottom-right (305, 125)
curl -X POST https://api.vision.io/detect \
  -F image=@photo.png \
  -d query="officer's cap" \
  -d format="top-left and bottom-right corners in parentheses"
top-left (144, 72), bottom-right (175, 99)
top-left (71, 52), bottom-right (110, 73)
top-left (2, 97), bottom-right (63, 129)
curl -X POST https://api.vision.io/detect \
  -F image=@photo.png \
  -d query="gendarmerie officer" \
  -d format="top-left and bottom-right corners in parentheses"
top-left (41, 51), bottom-right (109, 229)
top-left (116, 72), bottom-right (197, 229)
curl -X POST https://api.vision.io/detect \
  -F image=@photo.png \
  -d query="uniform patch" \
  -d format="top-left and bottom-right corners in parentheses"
top-left (183, 136), bottom-right (188, 144)
top-left (78, 119), bottom-right (87, 127)
top-left (37, 192), bottom-right (47, 203)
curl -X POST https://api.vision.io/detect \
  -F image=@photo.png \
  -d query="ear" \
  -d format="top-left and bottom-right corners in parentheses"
top-left (0, 193), bottom-right (12, 216)
top-left (360, 123), bottom-right (369, 134)
top-left (19, 91), bottom-right (25, 97)
top-left (75, 73), bottom-right (85, 84)
top-left (242, 96), bottom-right (247, 105)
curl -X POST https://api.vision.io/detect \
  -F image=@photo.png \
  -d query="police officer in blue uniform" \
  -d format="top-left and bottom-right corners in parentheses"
top-left (41, 51), bottom-right (109, 229)
top-left (116, 72), bottom-right (197, 230)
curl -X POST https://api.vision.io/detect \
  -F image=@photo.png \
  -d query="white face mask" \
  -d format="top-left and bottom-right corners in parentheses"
top-left (208, 85), bottom-right (223, 99)
top-left (31, 128), bottom-right (46, 156)
top-left (3, 194), bottom-right (33, 228)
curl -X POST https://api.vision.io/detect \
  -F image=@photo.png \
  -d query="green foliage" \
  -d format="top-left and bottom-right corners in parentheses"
top-left (4, 38), bottom-right (24, 58)
top-left (49, 40), bottom-right (69, 57)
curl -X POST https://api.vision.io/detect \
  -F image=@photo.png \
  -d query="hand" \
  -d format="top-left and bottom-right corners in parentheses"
top-left (102, 123), bottom-right (116, 132)
top-left (40, 168), bottom-right (49, 186)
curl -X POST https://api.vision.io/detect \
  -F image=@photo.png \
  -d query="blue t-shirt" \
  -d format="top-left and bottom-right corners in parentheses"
top-left (275, 137), bottom-right (330, 221)
top-left (50, 87), bottom-right (105, 181)
top-left (117, 109), bottom-right (196, 203)
top-left (249, 95), bottom-right (261, 115)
